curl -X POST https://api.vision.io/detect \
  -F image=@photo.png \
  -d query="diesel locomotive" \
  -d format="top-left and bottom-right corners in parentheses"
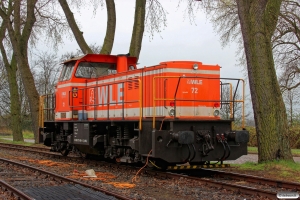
top-left (39, 54), bottom-right (249, 168)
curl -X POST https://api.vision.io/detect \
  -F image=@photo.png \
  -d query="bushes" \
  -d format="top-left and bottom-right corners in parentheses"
top-left (289, 126), bottom-right (300, 149)
top-left (244, 126), bottom-right (300, 148)
top-left (245, 126), bottom-right (257, 147)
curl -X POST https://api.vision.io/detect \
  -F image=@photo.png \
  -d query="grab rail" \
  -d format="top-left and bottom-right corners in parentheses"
top-left (152, 76), bottom-right (245, 129)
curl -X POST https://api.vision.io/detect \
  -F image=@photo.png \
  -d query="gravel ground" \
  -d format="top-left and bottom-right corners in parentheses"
top-left (0, 148), bottom-right (268, 200)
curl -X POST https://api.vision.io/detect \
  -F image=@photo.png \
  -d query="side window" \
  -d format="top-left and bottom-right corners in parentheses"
top-left (59, 62), bottom-right (75, 81)
top-left (75, 62), bottom-right (116, 78)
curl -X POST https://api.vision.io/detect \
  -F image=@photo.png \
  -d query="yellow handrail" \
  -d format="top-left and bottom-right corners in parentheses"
top-left (153, 76), bottom-right (179, 128)
top-left (152, 76), bottom-right (246, 129)
top-left (138, 79), bottom-right (142, 130)
top-left (39, 95), bottom-right (46, 128)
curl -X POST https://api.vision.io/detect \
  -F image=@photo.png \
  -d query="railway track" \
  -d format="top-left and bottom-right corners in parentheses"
top-left (0, 142), bottom-right (82, 161)
top-left (0, 142), bottom-right (51, 153)
top-left (142, 169), bottom-right (276, 199)
top-left (0, 179), bottom-right (33, 200)
top-left (203, 168), bottom-right (300, 191)
top-left (1, 142), bottom-right (299, 199)
top-left (0, 157), bottom-right (131, 200)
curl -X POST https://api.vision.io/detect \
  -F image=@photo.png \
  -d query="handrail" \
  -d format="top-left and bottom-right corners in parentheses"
top-left (39, 94), bottom-right (56, 125)
top-left (152, 76), bottom-right (246, 129)
top-left (69, 78), bottom-right (143, 130)
top-left (39, 95), bottom-right (46, 128)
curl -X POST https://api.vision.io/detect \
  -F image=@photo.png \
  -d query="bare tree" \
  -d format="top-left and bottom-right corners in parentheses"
top-left (58, 0), bottom-right (116, 55)
top-left (129, 0), bottom-right (146, 59)
top-left (275, 1), bottom-right (300, 92)
top-left (282, 84), bottom-right (300, 126)
top-left (100, 0), bottom-right (116, 54)
top-left (145, 0), bottom-right (167, 39)
top-left (0, 14), bottom-right (23, 141)
top-left (0, 0), bottom-right (77, 142)
top-left (237, 0), bottom-right (293, 162)
top-left (220, 85), bottom-right (242, 123)
top-left (129, 0), bottom-right (167, 59)
top-left (181, 0), bottom-right (294, 162)
top-left (33, 52), bottom-right (60, 95)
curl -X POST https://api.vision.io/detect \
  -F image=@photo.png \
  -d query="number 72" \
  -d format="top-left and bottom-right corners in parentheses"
top-left (191, 87), bottom-right (198, 93)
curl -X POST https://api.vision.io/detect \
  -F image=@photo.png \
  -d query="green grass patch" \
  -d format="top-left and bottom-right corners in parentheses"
top-left (22, 130), bottom-right (34, 139)
top-left (0, 130), bottom-right (34, 139)
top-left (234, 160), bottom-right (300, 182)
top-left (0, 138), bottom-right (34, 146)
top-left (248, 146), bottom-right (300, 157)
top-left (291, 149), bottom-right (300, 156)
top-left (247, 146), bottom-right (257, 154)
top-left (237, 160), bottom-right (300, 171)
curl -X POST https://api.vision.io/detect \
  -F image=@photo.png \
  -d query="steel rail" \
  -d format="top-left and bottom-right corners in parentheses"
top-left (204, 168), bottom-right (300, 190)
top-left (0, 157), bottom-right (131, 200)
top-left (0, 180), bottom-right (34, 200)
top-left (143, 170), bottom-right (276, 199)
top-left (0, 142), bottom-right (292, 199)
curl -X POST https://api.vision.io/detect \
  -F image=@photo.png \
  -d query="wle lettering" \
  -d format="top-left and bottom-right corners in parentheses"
top-left (96, 83), bottom-right (123, 106)
top-left (187, 79), bottom-right (202, 85)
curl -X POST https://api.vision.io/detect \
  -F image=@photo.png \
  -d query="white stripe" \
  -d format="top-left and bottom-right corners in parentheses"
top-left (55, 106), bottom-right (218, 120)
top-left (57, 82), bottom-right (87, 88)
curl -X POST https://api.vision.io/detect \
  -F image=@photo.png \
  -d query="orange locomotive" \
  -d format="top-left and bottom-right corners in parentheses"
top-left (40, 54), bottom-right (249, 168)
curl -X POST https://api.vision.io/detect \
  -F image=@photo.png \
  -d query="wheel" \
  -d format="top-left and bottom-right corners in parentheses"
top-left (59, 142), bottom-right (70, 156)
top-left (60, 149), bottom-right (70, 156)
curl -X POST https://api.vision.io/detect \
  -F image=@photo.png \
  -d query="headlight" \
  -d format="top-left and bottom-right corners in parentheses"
top-left (213, 109), bottom-right (220, 117)
top-left (193, 63), bottom-right (198, 70)
top-left (169, 109), bottom-right (175, 116)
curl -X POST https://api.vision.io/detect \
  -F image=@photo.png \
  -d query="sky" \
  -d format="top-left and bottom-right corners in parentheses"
top-left (59, 0), bottom-right (244, 79)
top-left (48, 0), bottom-right (252, 120)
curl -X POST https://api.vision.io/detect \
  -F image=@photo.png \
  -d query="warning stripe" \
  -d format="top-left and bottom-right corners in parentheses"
top-left (167, 164), bottom-right (230, 170)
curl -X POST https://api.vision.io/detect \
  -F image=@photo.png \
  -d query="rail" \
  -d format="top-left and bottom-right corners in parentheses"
top-left (69, 78), bottom-right (143, 130)
top-left (39, 94), bottom-right (56, 127)
top-left (152, 76), bottom-right (245, 129)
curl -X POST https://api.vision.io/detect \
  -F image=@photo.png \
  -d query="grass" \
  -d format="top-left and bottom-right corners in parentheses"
top-left (0, 138), bottom-right (35, 146)
top-left (22, 130), bottom-right (34, 139)
top-left (248, 146), bottom-right (300, 156)
top-left (0, 129), bottom-right (35, 146)
top-left (0, 129), bottom-right (34, 139)
top-left (231, 160), bottom-right (300, 182)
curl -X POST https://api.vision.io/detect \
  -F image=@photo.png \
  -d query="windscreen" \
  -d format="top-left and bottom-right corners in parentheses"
top-left (59, 62), bottom-right (75, 81)
top-left (75, 62), bottom-right (116, 78)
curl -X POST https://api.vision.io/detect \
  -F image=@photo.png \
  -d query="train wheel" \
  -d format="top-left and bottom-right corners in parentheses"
top-left (60, 149), bottom-right (70, 156)
top-left (59, 142), bottom-right (70, 156)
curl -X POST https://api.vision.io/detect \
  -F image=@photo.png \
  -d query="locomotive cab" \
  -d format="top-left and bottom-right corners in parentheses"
top-left (40, 54), bottom-right (249, 168)
top-left (54, 54), bottom-right (137, 121)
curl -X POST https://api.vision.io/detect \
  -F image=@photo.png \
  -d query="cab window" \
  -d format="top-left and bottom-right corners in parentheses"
top-left (75, 62), bottom-right (116, 78)
top-left (59, 62), bottom-right (75, 81)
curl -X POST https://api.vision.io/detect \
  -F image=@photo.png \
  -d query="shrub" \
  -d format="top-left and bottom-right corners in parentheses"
top-left (242, 125), bottom-right (300, 148)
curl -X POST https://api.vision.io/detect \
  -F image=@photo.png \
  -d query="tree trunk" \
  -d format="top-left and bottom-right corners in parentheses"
top-left (7, 57), bottom-right (24, 141)
top-left (129, 0), bottom-right (146, 59)
top-left (1, 0), bottom-right (40, 143)
top-left (0, 22), bottom-right (23, 142)
top-left (237, 0), bottom-right (293, 162)
top-left (100, 0), bottom-right (116, 54)
top-left (59, 0), bottom-right (93, 54)
top-left (17, 56), bottom-right (40, 143)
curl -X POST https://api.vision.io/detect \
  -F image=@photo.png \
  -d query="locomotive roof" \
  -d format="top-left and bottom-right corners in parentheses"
top-left (62, 54), bottom-right (137, 64)
top-left (62, 55), bottom-right (86, 64)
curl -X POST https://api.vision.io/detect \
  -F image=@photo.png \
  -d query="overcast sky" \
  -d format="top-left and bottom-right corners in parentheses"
top-left (59, 0), bottom-right (244, 79)
top-left (50, 0), bottom-right (252, 119)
